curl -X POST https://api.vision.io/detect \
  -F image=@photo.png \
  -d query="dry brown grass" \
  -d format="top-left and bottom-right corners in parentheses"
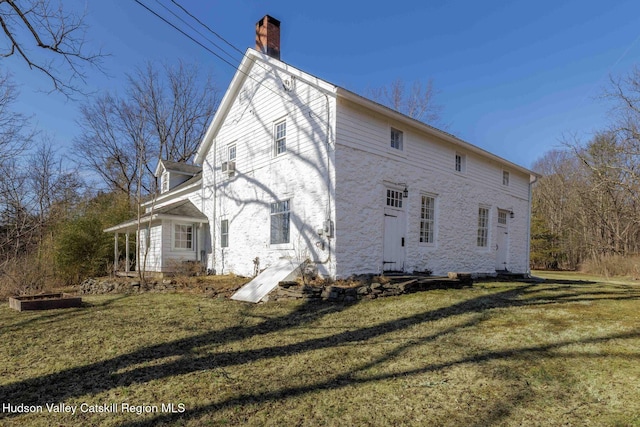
top-left (580, 254), bottom-right (640, 280)
top-left (0, 271), bottom-right (639, 426)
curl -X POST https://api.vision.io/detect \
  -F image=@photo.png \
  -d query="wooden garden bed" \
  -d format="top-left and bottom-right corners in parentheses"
top-left (9, 293), bottom-right (82, 311)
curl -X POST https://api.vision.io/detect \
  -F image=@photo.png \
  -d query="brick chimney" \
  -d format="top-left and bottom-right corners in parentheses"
top-left (255, 15), bottom-right (281, 60)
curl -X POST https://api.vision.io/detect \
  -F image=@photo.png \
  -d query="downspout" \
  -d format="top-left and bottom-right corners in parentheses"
top-left (526, 174), bottom-right (539, 276)
top-left (211, 138), bottom-right (218, 273)
top-left (313, 93), bottom-right (334, 272)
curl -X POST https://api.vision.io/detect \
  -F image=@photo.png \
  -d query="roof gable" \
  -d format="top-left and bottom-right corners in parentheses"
top-left (193, 48), bottom-right (538, 180)
top-left (154, 159), bottom-right (202, 178)
top-left (193, 48), bottom-right (337, 165)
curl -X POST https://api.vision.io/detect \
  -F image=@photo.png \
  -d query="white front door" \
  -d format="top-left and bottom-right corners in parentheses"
top-left (383, 188), bottom-right (406, 272)
top-left (495, 210), bottom-right (509, 271)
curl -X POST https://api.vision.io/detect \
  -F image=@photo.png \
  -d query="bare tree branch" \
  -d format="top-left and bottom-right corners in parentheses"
top-left (0, 0), bottom-right (104, 97)
top-left (366, 78), bottom-right (446, 128)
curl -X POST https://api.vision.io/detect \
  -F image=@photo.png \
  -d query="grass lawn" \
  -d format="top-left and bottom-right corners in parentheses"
top-left (1, 271), bottom-right (639, 426)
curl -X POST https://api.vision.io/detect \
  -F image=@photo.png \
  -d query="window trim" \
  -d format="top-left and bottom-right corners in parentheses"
top-left (386, 188), bottom-right (404, 209)
top-left (419, 194), bottom-right (436, 244)
top-left (455, 152), bottom-right (466, 173)
top-left (273, 118), bottom-right (287, 156)
top-left (477, 206), bottom-right (490, 248)
top-left (390, 127), bottom-right (403, 151)
top-left (498, 210), bottom-right (508, 225)
top-left (220, 219), bottom-right (229, 248)
top-left (228, 143), bottom-right (236, 162)
top-left (270, 199), bottom-right (291, 245)
top-left (172, 222), bottom-right (194, 252)
top-left (161, 172), bottom-right (170, 193)
top-left (502, 170), bottom-right (510, 186)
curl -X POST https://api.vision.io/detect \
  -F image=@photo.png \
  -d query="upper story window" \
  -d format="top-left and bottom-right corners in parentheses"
top-left (274, 119), bottom-right (287, 156)
top-left (455, 153), bottom-right (466, 173)
top-left (228, 144), bottom-right (236, 162)
top-left (477, 207), bottom-right (489, 247)
top-left (390, 128), bottom-right (403, 150)
top-left (502, 170), bottom-right (510, 186)
top-left (161, 172), bottom-right (169, 193)
top-left (174, 223), bottom-right (193, 251)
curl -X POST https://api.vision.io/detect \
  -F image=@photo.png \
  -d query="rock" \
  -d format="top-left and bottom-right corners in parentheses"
top-left (356, 286), bottom-right (370, 295)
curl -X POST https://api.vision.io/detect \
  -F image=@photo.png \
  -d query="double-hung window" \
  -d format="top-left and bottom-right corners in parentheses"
top-left (477, 207), bottom-right (489, 247)
top-left (228, 144), bottom-right (236, 162)
top-left (220, 219), bottom-right (229, 248)
top-left (270, 200), bottom-right (290, 244)
top-left (502, 170), bottom-right (510, 186)
top-left (420, 195), bottom-right (435, 243)
top-left (390, 128), bottom-right (403, 150)
top-left (274, 119), bottom-right (287, 156)
top-left (174, 223), bottom-right (193, 250)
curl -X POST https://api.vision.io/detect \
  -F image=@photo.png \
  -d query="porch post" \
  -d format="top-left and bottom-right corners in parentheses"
top-left (125, 232), bottom-right (130, 273)
top-left (114, 232), bottom-right (119, 274)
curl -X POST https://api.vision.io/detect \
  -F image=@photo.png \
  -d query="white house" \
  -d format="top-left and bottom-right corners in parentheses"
top-left (106, 15), bottom-right (538, 280)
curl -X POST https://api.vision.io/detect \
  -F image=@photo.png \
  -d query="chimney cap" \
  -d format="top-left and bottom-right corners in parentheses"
top-left (257, 15), bottom-right (281, 27)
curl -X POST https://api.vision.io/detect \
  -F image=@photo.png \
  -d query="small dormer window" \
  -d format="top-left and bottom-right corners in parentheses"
top-left (161, 172), bottom-right (169, 193)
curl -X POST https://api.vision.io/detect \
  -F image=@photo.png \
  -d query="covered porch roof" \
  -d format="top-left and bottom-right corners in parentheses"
top-left (104, 200), bottom-right (208, 234)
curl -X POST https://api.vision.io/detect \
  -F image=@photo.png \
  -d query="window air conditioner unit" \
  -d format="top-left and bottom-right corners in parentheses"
top-left (222, 161), bottom-right (235, 174)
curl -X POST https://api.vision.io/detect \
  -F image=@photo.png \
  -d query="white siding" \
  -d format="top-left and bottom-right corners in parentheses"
top-left (202, 60), bottom-right (337, 277)
top-left (138, 224), bottom-right (162, 272)
top-left (334, 98), bottom-right (531, 277)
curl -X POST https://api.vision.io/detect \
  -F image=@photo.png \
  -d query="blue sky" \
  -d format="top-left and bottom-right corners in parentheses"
top-left (7, 0), bottom-right (640, 170)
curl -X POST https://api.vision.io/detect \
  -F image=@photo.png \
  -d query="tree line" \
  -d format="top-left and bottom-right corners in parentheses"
top-left (531, 68), bottom-right (640, 274)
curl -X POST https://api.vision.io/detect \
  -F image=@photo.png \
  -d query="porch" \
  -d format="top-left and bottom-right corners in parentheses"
top-left (103, 199), bottom-right (209, 275)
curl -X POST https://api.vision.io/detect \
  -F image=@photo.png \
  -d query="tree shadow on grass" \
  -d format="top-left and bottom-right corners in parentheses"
top-left (0, 281), bottom-right (638, 424)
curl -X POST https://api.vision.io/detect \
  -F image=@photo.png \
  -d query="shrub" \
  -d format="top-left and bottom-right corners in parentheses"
top-left (580, 255), bottom-right (640, 279)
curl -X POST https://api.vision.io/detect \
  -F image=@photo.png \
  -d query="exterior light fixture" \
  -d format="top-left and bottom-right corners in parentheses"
top-left (510, 211), bottom-right (514, 219)
top-left (403, 187), bottom-right (409, 198)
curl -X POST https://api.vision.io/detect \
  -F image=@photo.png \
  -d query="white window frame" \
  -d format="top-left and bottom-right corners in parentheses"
top-left (270, 199), bottom-right (291, 245)
top-left (172, 222), bottom-right (194, 251)
top-left (419, 194), bottom-right (436, 244)
top-left (455, 152), bottom-right (466, 173)
top-left (498, 210), bottom-right (508, 225)
top-left (220, 219), bottom-right (229, 248)
top-left (390, 128), bottom-right (403, 151)
top-left (161, 172), bottom-right (169, 193)
top-left (502, 170), bottom-right (510, 186)
top-left (228, 143), bottom-right (236, 162)
top-left (386, 188), bottom-right (403, 209)
top-left (274, 119), bottom-right (287, 156)
top-left (477, 207), bottom-right (489, 248)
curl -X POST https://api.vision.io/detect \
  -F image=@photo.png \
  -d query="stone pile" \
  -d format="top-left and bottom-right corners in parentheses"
top-left (79, 277), bottom-right (178, 294)
top-left (269, 275), bottom-right (471, 303)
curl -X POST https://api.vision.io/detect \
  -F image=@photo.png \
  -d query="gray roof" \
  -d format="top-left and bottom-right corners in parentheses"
top-left (104, 199), bottom-right (207, 233)
top-left (158, 160), bottom-right (202, 176)
top-left (151, 199), bottom-right (207, 220)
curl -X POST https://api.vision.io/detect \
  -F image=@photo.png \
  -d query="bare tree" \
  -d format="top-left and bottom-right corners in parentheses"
top-left (367, 78), bottom-right (445, 127)
top-left (0, 71), bottom-right (30, 167)
top-left (0, 0), bottom-right (103, 96)
top-left (130, 60), bottom-right (218, 162)
top-left (74, 60), bottom-right (219, 199)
